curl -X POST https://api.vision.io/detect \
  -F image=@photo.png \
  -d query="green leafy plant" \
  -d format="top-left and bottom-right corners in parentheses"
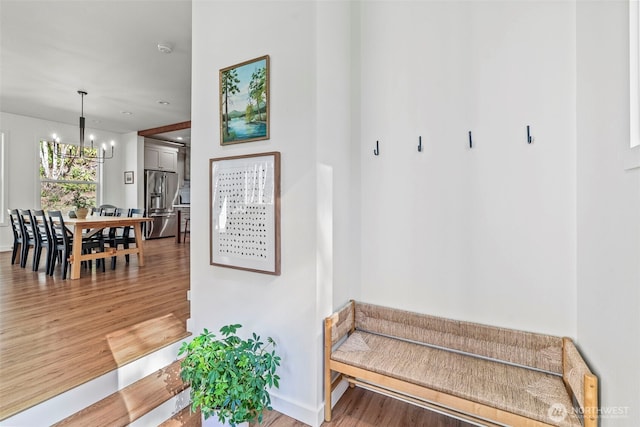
top-left (71, 190), bottom-right (91, 209)
top-left (178, 324), bottom-right (281, 426)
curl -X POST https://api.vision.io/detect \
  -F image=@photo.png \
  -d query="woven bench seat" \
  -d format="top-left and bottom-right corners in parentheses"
top-left (332, 331), bottom-right (580, 427)
top-left (324, 301), bottom-right (598, 427)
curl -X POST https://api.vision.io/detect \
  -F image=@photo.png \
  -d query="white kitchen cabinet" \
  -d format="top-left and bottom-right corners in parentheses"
top-left (144, 145), bottom-right (178, 172)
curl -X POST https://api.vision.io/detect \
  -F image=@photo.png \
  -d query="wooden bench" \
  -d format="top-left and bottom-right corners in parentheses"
top-left (324, 301), bottom-right (598, 427)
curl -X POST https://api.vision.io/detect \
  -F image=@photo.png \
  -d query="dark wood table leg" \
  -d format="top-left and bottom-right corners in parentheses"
top-left (176, 209), bottom-right (182, 244)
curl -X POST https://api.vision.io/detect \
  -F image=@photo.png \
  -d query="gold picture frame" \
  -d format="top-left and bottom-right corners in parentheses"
top-left (220, 55), bottom-right (270, 145)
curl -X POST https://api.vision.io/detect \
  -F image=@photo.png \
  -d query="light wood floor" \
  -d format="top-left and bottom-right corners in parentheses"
top-left (0, 237), bottom-right (191, 420)
top-left (260, 387), bottom-right (474, 427)
top-left (1, 239), bottom-right (473, 426)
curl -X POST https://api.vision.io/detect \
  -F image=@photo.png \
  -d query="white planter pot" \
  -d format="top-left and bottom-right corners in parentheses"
top-left (201, 415), bottom-right (249, 427)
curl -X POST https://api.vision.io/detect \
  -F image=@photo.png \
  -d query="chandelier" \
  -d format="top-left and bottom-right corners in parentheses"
top-left (50, 90), bottom-right (115, 163)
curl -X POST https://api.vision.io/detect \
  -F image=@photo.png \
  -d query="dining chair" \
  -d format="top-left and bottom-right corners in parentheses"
top-left (182, 212), bottom-right (190, 243)
top-left (107, 208), bottom-right (145, 269)
top-left (98, 205), bottom-right (117, 216)
top-left (128, 208), bottom-right (146, 232)
top-left (17, 209), bottom-right (36, 269)
top-left (102, 205), bottom-right (124, 230)
top-left (105, 208), bottom-right (126, 269)
top-left (47, 210), bottom-right (73, 278)
top-left (82, 206), bottom-right (119, 270)
top-left (82, 231), bottom-right (106, 273)
top-left (97, 205), bottom-right (118, 239)
top-left (125, 208), bottom-right (146, 262)
top-left (96, 205), bottom-right (116, 250)
top-left (8, 209), bottom-right (24, 265)
top-left (31, 209), bottom-right (54, 273)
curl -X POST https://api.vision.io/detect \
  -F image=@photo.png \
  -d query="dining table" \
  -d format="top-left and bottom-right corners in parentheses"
top-left (63, 215), bottom-right (153, 280)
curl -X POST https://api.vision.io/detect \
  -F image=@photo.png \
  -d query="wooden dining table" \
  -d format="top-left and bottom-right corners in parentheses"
top-left (63, 216), bottom-right (152, 280)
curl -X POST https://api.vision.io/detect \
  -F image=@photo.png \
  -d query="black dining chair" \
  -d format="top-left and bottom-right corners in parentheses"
top-left (182, 212), bottom-right (190, 243)
top-left (98, 205), bottom-right (117, 216)
top-left (129, 208), bottom-right (146, 239)
top-left (104, 207), bottom-right (125, 269)
top-left (107, 208), bottom-right (145, 269)
top-left (31, 209), bottom-right (54, 273)
top-left (17, 209), bottom-right (36, 269)
top-left (126, 208), bottom-right (146, 261)
top-left (82, 232), bottom-right (106, 273)
top-left (127, 208), bottom-right (147, 262)
top-left (8, 209), bottom-right (24, 265)
top-left (47, 210), bottom-right (73, 279)
top-left (77, 206), bottom-right (115, 271)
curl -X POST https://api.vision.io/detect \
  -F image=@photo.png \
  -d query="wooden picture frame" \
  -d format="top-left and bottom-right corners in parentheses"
top-left (220, 55), bottom-right (270, 145)
top-left (124, 171), bottom-right (134, 184)
top-left (209, 152), bottom-right (280, 275)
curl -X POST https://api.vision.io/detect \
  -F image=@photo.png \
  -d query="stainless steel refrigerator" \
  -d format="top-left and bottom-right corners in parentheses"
top-left (144, 170), bottom-right (179, 239)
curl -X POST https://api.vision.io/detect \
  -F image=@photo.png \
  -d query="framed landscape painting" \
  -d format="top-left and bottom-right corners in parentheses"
top-left (220, 55), bottom-right (270, 145)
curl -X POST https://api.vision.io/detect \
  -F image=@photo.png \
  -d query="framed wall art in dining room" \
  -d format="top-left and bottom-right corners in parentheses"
top-left (124, 171), bottom-right (134, 184)
top-left (209, 152), bottom-right (280, 275)
top-left (220, 55), bottom-right (270, 145)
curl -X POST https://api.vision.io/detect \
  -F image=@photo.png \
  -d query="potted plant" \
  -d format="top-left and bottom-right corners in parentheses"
top-left (179, 324), bottom-right (281, 427)
top-left (71, 190), bottom-right (91, 219)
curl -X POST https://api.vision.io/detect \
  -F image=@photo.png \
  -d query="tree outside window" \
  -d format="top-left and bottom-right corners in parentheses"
top-left (39, 140), bottom-right (98, 212)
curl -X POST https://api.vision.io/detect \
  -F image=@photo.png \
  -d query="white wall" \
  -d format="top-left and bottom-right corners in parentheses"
top-left (190, 0), bottom-right (581, 424)
top-left (316, 1), bottom-right (361, 314)
top-left (577, 2), bottom-right (640, 425)
top-left (122, 132), bottom-right (145, 210)
top-left (358, 1), bottom-right (577, 336)
top-left (191, 2), bottom-right (347, 425)
top-left (0, 112), bottom-right (134, 251)
top-left (190, 2), bottom-right (640, 426)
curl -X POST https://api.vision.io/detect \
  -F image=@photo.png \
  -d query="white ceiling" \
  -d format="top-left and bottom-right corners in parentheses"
top-left (0, 0), bottom-right (192, 142)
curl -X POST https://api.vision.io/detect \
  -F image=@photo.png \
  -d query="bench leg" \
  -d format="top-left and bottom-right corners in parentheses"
top-left (325, 370), bottom-right (332, 421)
top-left (324, 317), bottom-right (333, 422)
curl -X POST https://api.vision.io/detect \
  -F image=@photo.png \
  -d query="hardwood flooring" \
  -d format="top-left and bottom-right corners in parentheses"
top-left (1, 239), bottom-right (474, 426)
top-left (260, 387), bottom-right (474, 427)
top-left (0, 238), bottom-right (191, 420)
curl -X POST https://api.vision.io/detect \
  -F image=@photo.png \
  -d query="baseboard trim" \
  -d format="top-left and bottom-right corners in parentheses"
top-left (268, 378), bottom-right (348, 427)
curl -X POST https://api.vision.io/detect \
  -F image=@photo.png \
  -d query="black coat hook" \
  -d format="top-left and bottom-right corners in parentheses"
top-left (418, 136), bottom-right (422, 152)
top-left (527, 125), bottom-right (533, 144)
top-left (374, 140), bottom-right (380, 156)
top-left (469, 131), bottom-right (473, 149)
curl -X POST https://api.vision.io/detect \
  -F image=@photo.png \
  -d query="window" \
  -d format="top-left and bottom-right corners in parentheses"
top-left (0, 132), bottom-right (6, 226)
top-left (628, 0), bottom-right (640, 170)
top-left (39, 140), bottom-right (98, 211)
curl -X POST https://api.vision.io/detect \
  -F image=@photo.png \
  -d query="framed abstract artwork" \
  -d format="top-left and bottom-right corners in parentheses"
top-left (220, 55), bottom-right (270, 145)
top-left (209, 152), bottom-right (281, 275)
